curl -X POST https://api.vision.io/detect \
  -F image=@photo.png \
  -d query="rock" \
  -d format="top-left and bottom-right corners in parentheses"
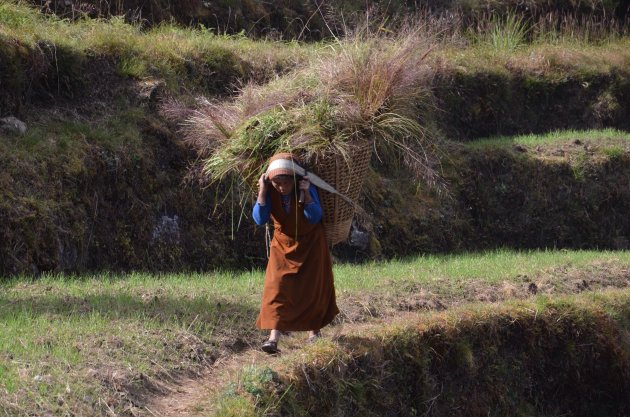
top-left (33, 374), bottom-right (52, 383)
top-left (527, 282), bottom-right (538, 294)
top-left (152, 215), bottom-right (180, 244)
top-left (137, 80), bottom-right (165, 109)
top-left (0, 116), bottom-right (27, 135)
top-left (348, 221), bottom-right (369, 250)
top-left (513, 144), bottom-right (527, 153)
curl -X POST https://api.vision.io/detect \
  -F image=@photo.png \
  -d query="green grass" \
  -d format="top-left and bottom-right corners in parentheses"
top-left (467, 128), bottom-right (630, 149)
top-left (334, 248), bottom-right (630, 289)
top-left (1, 1), bottom-right (628, 98)
top-left (602, 146), bottom-right (625, 159)
top-left (3, 111), bottom-right (144, 152)
top-left (1, 249), bottom-right (628, 414)
top-left (0, 272), bottom-right (262, 415)
top-left (0, 112), bottom-right (147, 206)
top-left (485, 13), bottom-right (531, 51)
top-left (0, 3), bottom-right (629, 414)
top-left (0, 2), bottom-right (314, 92)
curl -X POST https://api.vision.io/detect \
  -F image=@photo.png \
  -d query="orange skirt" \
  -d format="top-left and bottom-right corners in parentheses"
top-left (256, 224), bottom-right (338, 331)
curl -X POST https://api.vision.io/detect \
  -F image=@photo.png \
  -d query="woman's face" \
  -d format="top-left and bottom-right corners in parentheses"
top-left (270, 177), bottom-right (295, 195)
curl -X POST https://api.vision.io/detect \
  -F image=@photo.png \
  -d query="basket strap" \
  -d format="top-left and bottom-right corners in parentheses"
top-left (266, 159), bottom-right (356, 207)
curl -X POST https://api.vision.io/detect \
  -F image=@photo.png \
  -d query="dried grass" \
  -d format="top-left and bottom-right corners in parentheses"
top-left (179, 20), bottom-right (444, 192)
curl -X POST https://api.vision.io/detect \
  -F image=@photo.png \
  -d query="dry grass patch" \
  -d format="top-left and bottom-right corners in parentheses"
top-left (436, 38), bottom-right (630, 77)
top-left (179, 22), bottom-right (445, 195)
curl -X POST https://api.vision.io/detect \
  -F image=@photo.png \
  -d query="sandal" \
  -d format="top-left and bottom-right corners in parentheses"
top-left (261, 340), bottom-right (278, 354)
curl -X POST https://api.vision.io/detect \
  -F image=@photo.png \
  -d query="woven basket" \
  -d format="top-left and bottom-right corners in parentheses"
top-left (311, 141), bottom-right (372, 246)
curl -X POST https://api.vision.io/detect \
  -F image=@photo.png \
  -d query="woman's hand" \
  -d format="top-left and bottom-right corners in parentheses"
top-left (298, 176), bottom-right (310, 192)
top-left (299, 176), bottom-right (312, 203)
top-left (257, 173), bottom-right (268, 204)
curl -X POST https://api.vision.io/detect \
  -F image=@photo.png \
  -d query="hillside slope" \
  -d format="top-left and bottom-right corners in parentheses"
top-left (0, 3), bottom-right (629, 275)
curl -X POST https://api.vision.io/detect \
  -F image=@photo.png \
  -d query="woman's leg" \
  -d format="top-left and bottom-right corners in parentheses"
top-left (262, 329), bottom-right (280, 354)
top-left (269, 329), bottom-right (281, 342)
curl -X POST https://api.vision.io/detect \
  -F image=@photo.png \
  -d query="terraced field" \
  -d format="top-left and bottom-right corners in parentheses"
top-left (0, 1), bottom-right (629, 415)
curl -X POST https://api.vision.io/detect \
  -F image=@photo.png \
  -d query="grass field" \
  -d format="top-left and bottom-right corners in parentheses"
top-left (1, 2), bottom-right (629, 415)
top-left (1, 249), bottom-right (628, 415)
top-left (468, 128), bottom-right (630, 148)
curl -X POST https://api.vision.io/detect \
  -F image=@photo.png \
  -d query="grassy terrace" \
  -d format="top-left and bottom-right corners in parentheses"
top-left (470, 128), bottom-right (630, 147)
top-left (2, 2), bottom-right (628, 276)
top-left (214, 288), bottom-right (630, 417)
top-left (1, 2), bottom-right (629, 415)
top-left (2, 2), bottom-right (629, 151)
top-left (1, 249), bottom-right (629, 415)
top-left (1, 3), bottom-right (628, 160)
top-left (0, 2), bottom-right (313, 87)
top-left (1, 1), bottom-right (629, 98)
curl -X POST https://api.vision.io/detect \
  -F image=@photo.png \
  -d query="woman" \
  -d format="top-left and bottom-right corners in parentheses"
top-left (252, 153), bottom-right (339, 354)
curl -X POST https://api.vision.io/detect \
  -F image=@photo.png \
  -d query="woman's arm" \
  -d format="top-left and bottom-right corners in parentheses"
top-left (252, 194), bottom-right (271, 225)
top-left (302, 184), bottom-right (323, 224)
top-left (253, 173), bottom-right (271, 225)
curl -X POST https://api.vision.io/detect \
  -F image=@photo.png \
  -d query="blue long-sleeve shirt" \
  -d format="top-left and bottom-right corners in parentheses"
top-left (253, 184), bottom-right (323, 225)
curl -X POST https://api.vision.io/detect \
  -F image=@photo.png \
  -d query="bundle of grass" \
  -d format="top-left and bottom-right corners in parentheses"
top-left (181, 23), bottom-right (444, 244)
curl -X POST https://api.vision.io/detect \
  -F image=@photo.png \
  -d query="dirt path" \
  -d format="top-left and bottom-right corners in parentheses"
top-left (143, 357), bottom-right (249, 417)
top-left (143, 331), bottom-right (341, 416)
top-left (143, 262), bottom-right (630, 416)
top-left (143, 322), bottom-right (359, 416)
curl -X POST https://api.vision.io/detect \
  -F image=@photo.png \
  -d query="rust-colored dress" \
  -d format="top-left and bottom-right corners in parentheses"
top-left (255, 188), bottom-right (339, 331)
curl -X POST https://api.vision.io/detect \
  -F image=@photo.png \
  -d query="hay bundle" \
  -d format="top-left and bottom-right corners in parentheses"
top-left (180, 25), bottom-right (444, 245)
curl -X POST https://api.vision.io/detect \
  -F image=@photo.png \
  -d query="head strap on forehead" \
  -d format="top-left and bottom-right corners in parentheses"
top-left (264, 156), bottom-right (356, 207)
top-left (265, 153), bottom-right (305, 181)
top-left (266, 158), bottom-right (306, 177)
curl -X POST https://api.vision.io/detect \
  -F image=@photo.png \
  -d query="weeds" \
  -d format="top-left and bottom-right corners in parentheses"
top-left (571, 151), bottom-right (589, 181)
top-left (0, 2), bottom-right (36, 27)
top-left (487, 12), bottom-right (531, 51)
top-left (602, 146), bottom-right (624, 159)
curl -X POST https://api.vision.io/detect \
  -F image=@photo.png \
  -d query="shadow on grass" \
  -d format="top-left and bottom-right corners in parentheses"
top-left (0, 291), bottom-right (261, 329)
